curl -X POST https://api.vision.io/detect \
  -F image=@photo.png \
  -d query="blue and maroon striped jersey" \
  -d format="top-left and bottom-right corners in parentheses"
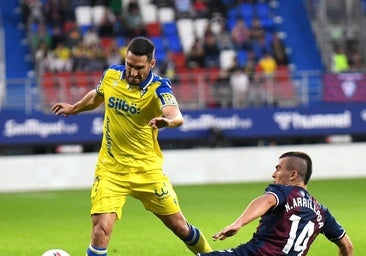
top-left (243, 184), bottom-right (345, 255)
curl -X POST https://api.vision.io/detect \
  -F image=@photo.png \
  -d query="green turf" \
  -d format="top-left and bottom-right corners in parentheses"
top-left (0, 178), bottom-right (364, 255)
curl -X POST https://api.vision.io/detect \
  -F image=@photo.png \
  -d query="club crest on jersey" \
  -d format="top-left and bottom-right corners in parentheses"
top-left (108, 97), bottom-right (140, 115)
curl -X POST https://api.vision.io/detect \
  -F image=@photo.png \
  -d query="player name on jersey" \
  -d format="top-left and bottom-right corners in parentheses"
top-left (285, 196), bottom-right (324, 228)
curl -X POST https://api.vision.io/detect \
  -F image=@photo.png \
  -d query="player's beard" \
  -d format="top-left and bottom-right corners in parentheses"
top-left (126, 76), bottom-right (141, 85)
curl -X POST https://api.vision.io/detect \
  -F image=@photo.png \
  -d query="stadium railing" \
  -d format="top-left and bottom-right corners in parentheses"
top-left (0, 69), bottom-right (323, 114)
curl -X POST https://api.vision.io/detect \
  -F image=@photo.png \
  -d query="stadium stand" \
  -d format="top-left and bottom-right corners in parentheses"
top-left (4, 0), bottom-right (363, 111)
top-left (1, 1), bottom-right (33, 79)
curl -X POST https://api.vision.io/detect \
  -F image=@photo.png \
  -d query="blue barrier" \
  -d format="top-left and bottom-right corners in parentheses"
top-left (1, 104), bottom-right (366, 146)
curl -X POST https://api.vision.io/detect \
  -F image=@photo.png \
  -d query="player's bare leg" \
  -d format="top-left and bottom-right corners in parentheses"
top-left (86, 213), bottom-right (116, 256)
top-left (155, 211), bottom-right (212, 254)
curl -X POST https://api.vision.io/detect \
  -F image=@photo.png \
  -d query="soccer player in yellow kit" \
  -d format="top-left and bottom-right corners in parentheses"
top-left (52, 37), bottom-right (212, 256)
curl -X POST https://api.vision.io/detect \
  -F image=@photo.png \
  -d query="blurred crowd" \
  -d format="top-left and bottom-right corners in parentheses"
top-left (21, 0), bottom-right (293, 108)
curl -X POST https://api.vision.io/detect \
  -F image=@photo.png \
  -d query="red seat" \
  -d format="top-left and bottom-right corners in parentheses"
top-left (41, 72), bottom-right (58, 107)
top-left (172, 52), bottom-right (186, 70)
top-left (100, 37), bottom-right (114, 49)
top-left (146, 22), bottom-right (162, 37)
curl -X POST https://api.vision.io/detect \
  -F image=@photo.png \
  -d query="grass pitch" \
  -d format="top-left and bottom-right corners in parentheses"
top-left (0, 178), bottom-right (364, 256)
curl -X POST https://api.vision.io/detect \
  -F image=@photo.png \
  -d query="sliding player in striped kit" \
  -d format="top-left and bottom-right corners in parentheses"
top-left (198, 151), bottom-right (353, 256)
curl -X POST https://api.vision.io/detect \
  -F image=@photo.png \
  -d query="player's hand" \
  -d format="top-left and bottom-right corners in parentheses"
top-left (52, 103), bottom-right (73, 117)
top-left (148, 117), bottom-right (169, 129)
top-left (212, 224), bottom-right (241, 241)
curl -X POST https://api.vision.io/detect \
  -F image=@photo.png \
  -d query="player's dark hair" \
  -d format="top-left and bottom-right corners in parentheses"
top-left (280, 151), bottom-right (313, 185)
top-left (127, 37), bottom-right (155, 61)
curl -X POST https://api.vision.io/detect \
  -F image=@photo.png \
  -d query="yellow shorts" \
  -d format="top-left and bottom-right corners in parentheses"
top-left (90, 167), bottom-right (181, 219)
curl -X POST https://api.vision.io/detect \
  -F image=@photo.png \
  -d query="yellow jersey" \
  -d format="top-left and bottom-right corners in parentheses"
top-left (95, 64), bottom-right (178, 172)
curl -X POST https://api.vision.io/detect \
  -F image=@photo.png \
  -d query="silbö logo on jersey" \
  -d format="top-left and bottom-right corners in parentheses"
top-left (108, 97), bottom-right (140, 115)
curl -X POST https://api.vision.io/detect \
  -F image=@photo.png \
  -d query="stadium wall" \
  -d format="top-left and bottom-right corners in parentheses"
top-left (1, 143), bottom-right (366, 192)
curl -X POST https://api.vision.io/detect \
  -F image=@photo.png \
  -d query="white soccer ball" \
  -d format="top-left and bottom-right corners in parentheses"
top-left (41, 249), bottom-right (71, 256)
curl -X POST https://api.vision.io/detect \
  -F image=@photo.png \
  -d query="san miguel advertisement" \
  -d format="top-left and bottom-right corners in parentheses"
top-left (1, 105), bottom-right (366, 146)
top-left (323, 73), bottom-right (366, 102)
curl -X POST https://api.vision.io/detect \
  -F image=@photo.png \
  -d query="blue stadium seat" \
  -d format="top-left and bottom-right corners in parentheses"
top-left (238, 3), bottom-right (254, 20)
top-left (255, 2), bottom-right (270, 18)
top-left (162, 22), bottom-right (179, 36)
top-left (79, 24), bottom-right (92, 35)
top-left (155, 50), bottom-right (167, 63)
top-left (260, 17), bottom-right (275, 31)
top-left (116, 36), bottom-right (126, 47)
top-left (150, 36), bottom-right (166, 52)
top-left (236, 50), bottom-right (248, 68)
top-left (227, 7), bottom-right (238, 19)
top-left (226, 17), bottom-right (237, 31)
top-left (166, 35), bottom-right (182, 53)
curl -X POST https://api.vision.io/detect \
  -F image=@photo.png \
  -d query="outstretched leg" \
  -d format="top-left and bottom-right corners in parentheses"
top-left (155, 212), bottom-right (212, 254)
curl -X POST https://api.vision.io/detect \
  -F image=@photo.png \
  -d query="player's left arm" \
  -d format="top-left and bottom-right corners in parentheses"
top-left (148, 105), bottom-right (184, 129)
top-left (213, 193), bottom-right (277, 241)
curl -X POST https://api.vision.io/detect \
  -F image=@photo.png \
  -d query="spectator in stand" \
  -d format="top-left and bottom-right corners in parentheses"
top-left (51, 42), bottom-right (73, 72)
top-left (212, 71), bottom-right (232, 108)
top-left (30, 23), bottom-right (51, 53)
top-left (49, 25), bottom-right (65, 50)
top-left (252, 35), bottom-right (271, 61)
top-left (331, 45), bottom-right (349, 73)
top-left (46, 9), bottom-right (66, 32)
top-left (248, 72), bottom-right (267, 107)
top-left (20, 0), bottom-right (31, 28)
top-left (113, 13), bottom-right (127, 37)
top-left (249, 17), bottom-right (266, 42)
top-left (119, 37), bottom-right (131, 63)
top-left (159, 51), bottom-right (178, 83)
top-left (229, 62), bottom-right (250, 108)
top-left (174, 0), bottom-right (193, 18)
top-left (105, 39), bottom-right (124, 66)
top-left (83, 26), bottom-right (101, 48)
top-left (193, 0), bottom-right (209, 18)
top-left (42, 0), bottom-right (68, 25)
top-left (206, 0), bottom-right (227, 17)
top-left (186, 38), bottom-right (206, 68)
top-left (35, 40), bottom-right (53, 74)
top-left (88, 42), bottom-right (107, 71)
top-left (108, 0), bottom-right (123, 15)
top-left (64, 20), bottom-right (83, 48)
top-left (257, 50), bottom-right (278, 77)
top-left (349, 50), bottom-right (364, 71)
top-left (212, 19), bottom-right (234, 51)
top-left (20, 0), bottom-right (44, 31)
top-left (124, 1), bottom-right (146, 37)
top-left (244, 50), bottom-right (257, 81)
top-left (257, 51), bottom-right (277, 106)
top-left (230, 18), bottom-right (252, 51)
top-left (202, 29), bottom-right (220, 67)
top-left (98, 8), bottom-right (116, 38)
top-left (269, 32), bottom-right (288, 66)
top-left (72, 41), bottom-right (91, 71)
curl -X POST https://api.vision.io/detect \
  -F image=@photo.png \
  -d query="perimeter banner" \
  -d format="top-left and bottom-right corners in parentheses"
top-left (323, 73), bottom-right (366, 102)
top-left (1, 105), bottom-right (366, 146)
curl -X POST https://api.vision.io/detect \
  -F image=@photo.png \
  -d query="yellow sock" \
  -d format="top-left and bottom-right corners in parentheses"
top-left (184, 224), bottom-right (212, 254)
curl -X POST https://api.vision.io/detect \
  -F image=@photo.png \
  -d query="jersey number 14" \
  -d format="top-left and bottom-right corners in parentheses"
top-left (282, 214), bottom-right (315, 255)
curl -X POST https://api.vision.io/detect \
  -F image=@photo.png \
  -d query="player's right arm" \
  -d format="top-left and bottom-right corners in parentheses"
top-left (212, 193), bottom-right (277, 241)
top-left (334, 234), bottom-right (353, 256)
top-left (52, 89), bottom-right (104, 117)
